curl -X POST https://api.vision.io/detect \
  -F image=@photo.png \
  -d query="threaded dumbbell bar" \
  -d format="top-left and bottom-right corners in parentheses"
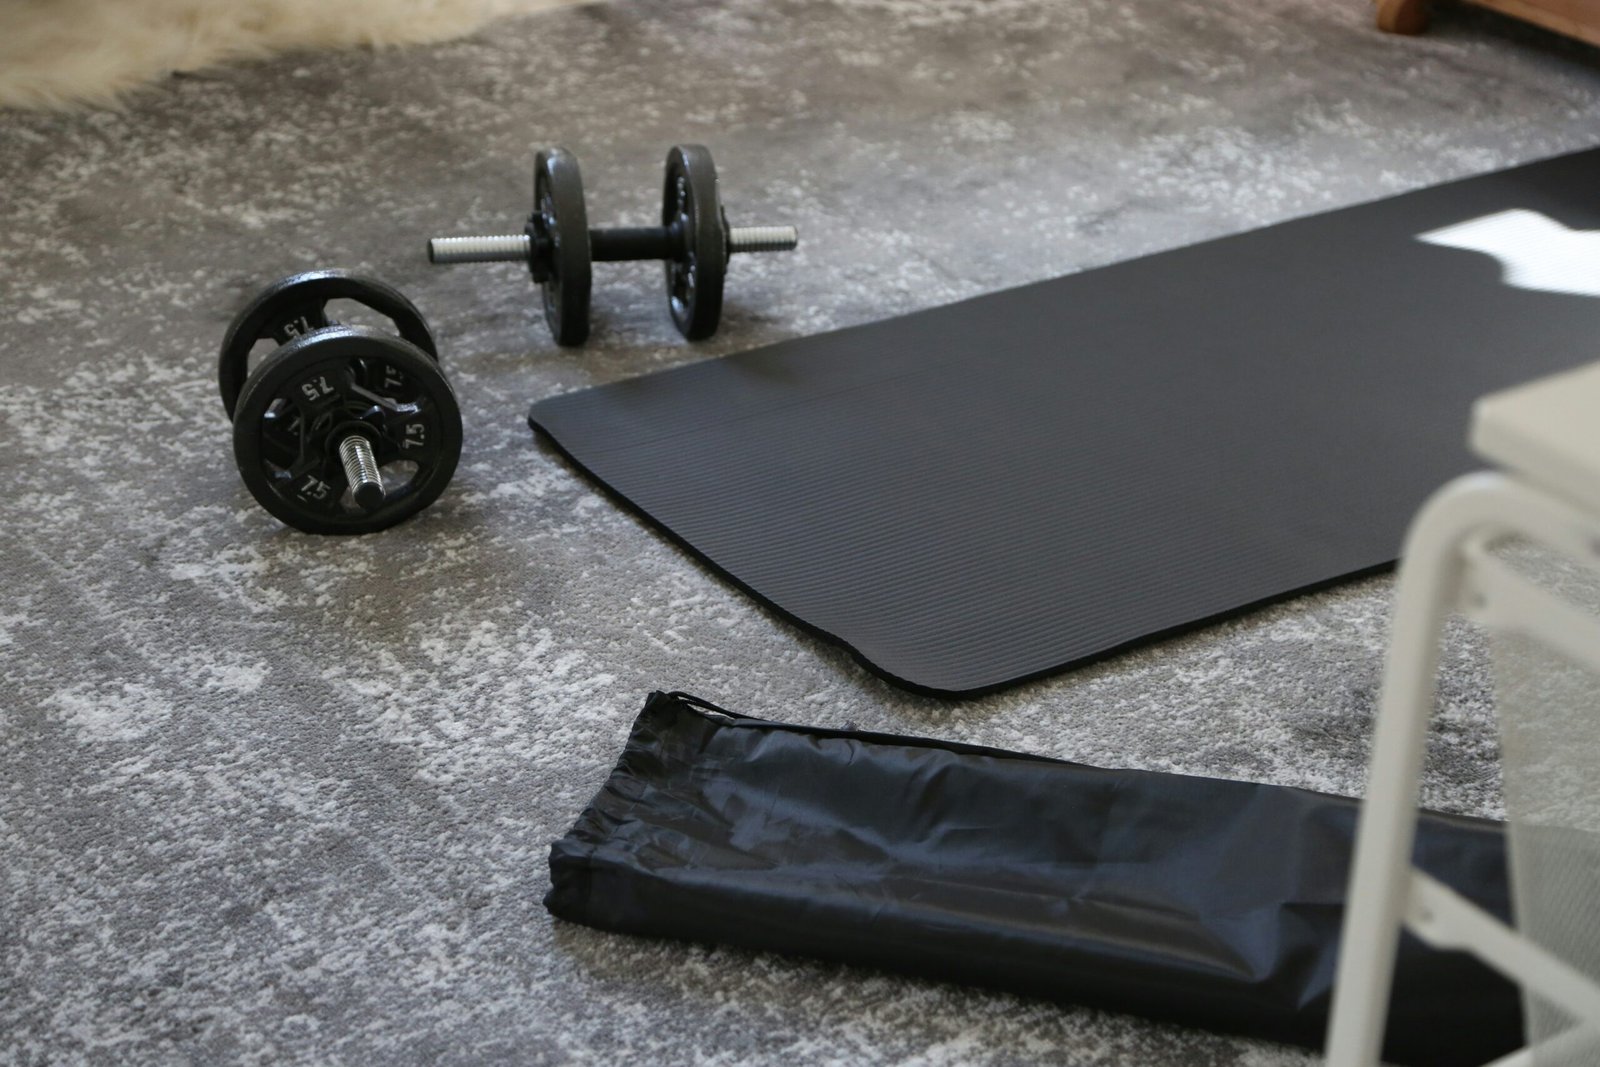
top-left (726, 225), bottom-right (803, 254)
top-left (427, 145), bottom-right (798, 344)
top-left (427, 234), bottom-right (534, 264)
top-left (429, 224), bottom-right (797, 266)
top-left (338, 434), bottom-right (385, 512)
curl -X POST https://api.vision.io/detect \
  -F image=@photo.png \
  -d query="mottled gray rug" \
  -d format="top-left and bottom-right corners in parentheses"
top-left (4, 0), bottom-right (1599, 1063)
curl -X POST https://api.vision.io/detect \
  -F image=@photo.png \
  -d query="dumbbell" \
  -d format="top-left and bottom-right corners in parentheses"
top-left (218, 270), bottom-right (463, 534)
top-left (427, 144), bottom-right (798, 345)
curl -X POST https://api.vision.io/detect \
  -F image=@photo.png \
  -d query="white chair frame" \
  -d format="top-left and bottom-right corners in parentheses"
top-left (1326, 470), bottom-right (1600, 1066)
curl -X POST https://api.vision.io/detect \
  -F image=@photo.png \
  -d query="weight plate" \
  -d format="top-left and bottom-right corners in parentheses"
top-left (231, 326), bottom-right (462, 535)
top-left (662, 144), bottom-right (728, 340)
top-left (218, 270), bottom-right (438, 419)
top-left (530, 148), bottom-right (593, 346)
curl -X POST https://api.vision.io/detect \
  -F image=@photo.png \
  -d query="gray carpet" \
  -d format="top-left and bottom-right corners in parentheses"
top-left (4, 0), bottom-right (1599, 1063)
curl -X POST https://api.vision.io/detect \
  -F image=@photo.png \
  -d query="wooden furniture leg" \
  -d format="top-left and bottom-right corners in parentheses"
top-left (1377, 0), bottom-right (1433, 33)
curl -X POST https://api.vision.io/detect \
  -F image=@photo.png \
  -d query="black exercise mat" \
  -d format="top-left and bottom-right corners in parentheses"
top-left (547, 692), bottom-right (1521, 1066)
top-left (530, 148), bottom-right (1600, 696)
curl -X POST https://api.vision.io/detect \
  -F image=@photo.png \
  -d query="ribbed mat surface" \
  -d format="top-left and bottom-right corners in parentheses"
top-left (529, 148), bottom-right (1600, 696)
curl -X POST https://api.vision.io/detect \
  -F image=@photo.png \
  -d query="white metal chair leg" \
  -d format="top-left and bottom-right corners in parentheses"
top-left (1325, 474), bottom-right (1504, 1066)
top-left (1326, 469), bottom-right (1600, 1065)
top-left (1327, 363), bottom-right (1600, 1065)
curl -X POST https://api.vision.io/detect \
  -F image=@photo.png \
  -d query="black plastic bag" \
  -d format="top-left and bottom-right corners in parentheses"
top-left (546, 692), bottom-right (1519, 1065)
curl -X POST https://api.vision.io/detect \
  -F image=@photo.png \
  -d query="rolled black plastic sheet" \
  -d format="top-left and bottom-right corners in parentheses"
top-left (546, 692), bottom-right (1520, 1065)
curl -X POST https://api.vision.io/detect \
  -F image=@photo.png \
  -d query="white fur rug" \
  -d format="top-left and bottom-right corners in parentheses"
top-left (0, 0), bottom-right (580, 109)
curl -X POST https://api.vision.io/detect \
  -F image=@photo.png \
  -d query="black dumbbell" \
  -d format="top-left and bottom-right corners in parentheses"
top-left (219, 271), bottom-right (463, 535)
top-left (427, 145), bottom-right (798, 345)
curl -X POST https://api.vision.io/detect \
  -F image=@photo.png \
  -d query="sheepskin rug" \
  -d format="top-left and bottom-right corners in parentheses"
top-left (0, 0), bottom-right (580, 109)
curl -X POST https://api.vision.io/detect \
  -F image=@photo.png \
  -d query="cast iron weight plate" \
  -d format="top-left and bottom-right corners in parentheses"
top-left (663, 144), bottom-right (729, 341)
top-left (218, 269), bottom-right (438, 419)
top-left (530, 147), bottom-right (594, 347)
top-left (231, 326), bottom-right (462, 535)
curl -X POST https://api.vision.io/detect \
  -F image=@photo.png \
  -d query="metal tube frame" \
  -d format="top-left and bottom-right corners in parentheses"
top-left (1326, 471), bottom-right (1600, 1065)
